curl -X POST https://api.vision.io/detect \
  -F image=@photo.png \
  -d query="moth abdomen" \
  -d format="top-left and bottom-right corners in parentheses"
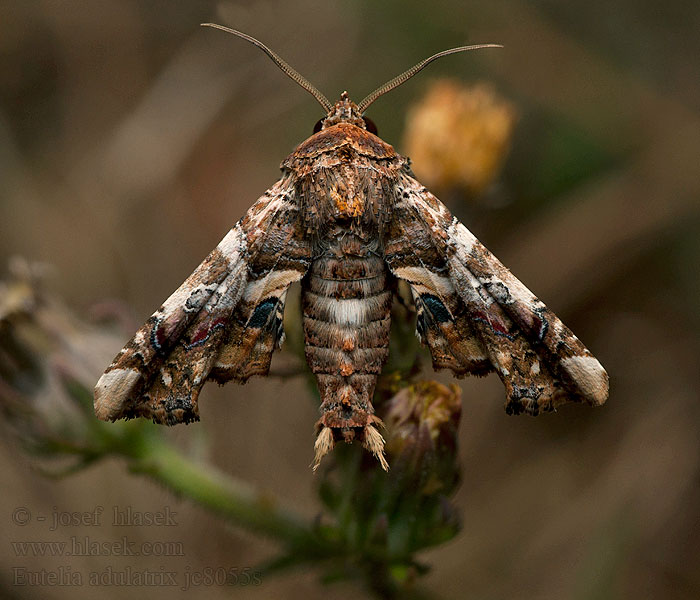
top-left (303, 258), bottom-right (391, 374)
top-left (302, 243), bottom-right (392, 470)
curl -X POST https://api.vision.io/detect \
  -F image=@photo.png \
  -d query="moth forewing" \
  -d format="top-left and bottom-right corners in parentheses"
top-left (446, 219), bottom-right (609, 408)
top-left (386, 173), bottom-right (608, 415)
top-left (94, 178), bottom-right (309, 425)
top-left (93, 223), bottom-right (248, 422)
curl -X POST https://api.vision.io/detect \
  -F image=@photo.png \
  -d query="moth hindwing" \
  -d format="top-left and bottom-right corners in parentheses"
top-left (94, 27), bottom-right (608, 471)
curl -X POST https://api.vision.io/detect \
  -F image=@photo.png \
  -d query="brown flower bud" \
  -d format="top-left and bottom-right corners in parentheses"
top-left (384, 380), bottom-right (462, 494)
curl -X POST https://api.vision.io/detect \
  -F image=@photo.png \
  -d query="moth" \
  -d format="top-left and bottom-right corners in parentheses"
top-left (95, 24), bottom-right (609, 470)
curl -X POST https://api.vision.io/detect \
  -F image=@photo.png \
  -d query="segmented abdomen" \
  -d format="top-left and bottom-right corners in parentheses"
top-left (302, 240), bottom-right (392, 437)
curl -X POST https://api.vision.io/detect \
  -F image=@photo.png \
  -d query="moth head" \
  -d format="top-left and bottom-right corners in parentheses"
top-left (201, 23), bottom-right (501, 135)
top-left (313, 92), bottom-right (378, 134)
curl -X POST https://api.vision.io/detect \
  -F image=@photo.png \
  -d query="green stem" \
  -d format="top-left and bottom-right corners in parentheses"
top-left (120, 434), bottom-right (316, 546)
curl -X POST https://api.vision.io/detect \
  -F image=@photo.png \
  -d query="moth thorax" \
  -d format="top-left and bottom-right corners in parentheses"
top-left (329, 182), bottom-right (364, 218)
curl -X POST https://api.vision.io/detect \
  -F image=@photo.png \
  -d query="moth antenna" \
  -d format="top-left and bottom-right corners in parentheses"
top-left (357, 43), bottom-right (503, 113)
top-left (201, 23), bottom-right (333, 113)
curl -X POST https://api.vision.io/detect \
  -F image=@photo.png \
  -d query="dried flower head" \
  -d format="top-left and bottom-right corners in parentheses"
top-left (403, 79), bottom-right (516, 196)
top-left (0, 258), bottom-right (131, 470)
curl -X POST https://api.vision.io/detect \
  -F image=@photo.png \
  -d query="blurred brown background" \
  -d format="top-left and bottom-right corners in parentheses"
top-left (1, 1), bottom-right (699, 598)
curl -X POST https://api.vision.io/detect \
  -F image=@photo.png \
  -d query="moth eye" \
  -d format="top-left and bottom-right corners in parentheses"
top-left (362, 117), bottom-right (378, 135)
top-left (313, 119), bottom-right (324, 133)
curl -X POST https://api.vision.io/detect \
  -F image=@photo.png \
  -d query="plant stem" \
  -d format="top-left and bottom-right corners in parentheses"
top-left (122, 434), bottom-right (315, 545)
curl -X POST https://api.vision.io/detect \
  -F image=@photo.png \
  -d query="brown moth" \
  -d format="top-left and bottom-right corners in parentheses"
top-left (94, 24), bottom-right (609, 470)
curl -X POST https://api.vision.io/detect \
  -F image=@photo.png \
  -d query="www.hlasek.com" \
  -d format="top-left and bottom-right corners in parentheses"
top-left (12, 536), bottom-right (184, 557)
top-left (13, 566), bottom-right (263, 590)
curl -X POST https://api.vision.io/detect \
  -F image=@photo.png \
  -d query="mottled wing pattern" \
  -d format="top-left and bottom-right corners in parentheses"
top-left (94, 178), bottom-right (310, 424)
top-left (385, 179), bottom-right (492, 378)
top-left (209, 181), bottom-right (311, 384)
top-left (385, 172), bottom-right (609, 415)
